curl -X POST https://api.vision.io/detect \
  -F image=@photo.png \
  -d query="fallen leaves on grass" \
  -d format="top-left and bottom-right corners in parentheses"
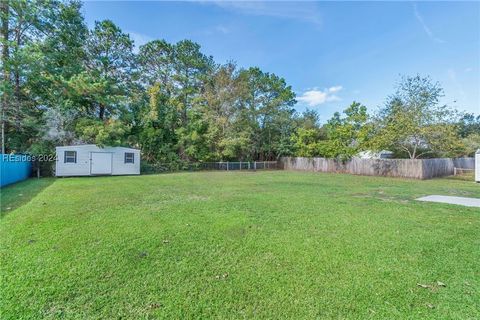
top-left (148, 303), bottom-right (162, 310)
top-left (215, 273), bottom-right (229, 280)
top-left (417, 281), bottom-right (447, 291)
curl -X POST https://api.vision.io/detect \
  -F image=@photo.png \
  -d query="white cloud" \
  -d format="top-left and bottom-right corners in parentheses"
top-left (204, 24), bottom-right (231, 35)
top-left (128, 31), bottom-right (154, 52)
top-left (297, 86), bottom-right (343, 107)
top-left (204, 1), bottom-right (321, 25)
top-left (413, 4), bottom-right (445, 44)
top-left (328, 86), bottom-right (342, 93)
top-left (215, 25), bottom-right (230, 34)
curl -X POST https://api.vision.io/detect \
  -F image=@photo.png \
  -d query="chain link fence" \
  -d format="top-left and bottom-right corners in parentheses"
top-left (141, 161), bottom-right (279, 174)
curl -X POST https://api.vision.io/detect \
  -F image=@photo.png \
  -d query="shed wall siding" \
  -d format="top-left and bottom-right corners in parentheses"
top-left (55, 146), bottom-right (140, 176)
top-left (56, 148), bottom-right (91, 176)
top-left (111, 149), bottom-right (140, 175)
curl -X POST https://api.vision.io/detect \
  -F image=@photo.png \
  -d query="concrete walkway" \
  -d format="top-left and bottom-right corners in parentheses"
top-left (416, 195), bottom-right (480, 208)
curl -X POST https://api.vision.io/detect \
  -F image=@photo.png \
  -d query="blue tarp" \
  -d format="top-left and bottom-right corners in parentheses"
top-left (0, 154), bottom-right (32, 188)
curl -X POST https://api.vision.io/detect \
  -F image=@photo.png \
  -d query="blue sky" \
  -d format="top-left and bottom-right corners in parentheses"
top-left (82, 1), bottom-right (480, 121)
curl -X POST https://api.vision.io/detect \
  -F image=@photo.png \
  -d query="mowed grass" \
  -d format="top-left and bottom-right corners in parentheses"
top-left (1, 171), bottom-right (479, 319)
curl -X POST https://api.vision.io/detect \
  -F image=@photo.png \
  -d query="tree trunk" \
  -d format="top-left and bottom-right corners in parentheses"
top-left (0, 0), bottom-right (9, 154)
top-left (99, 104), bottom-right (105, 120)
top-left (412, 142), bottom-right (418, 159)
top-left (14, 28), bottom-right (20, 129)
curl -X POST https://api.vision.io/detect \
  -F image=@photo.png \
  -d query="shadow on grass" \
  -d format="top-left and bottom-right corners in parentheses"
top-left (1, 178), bottom-right (56, 217)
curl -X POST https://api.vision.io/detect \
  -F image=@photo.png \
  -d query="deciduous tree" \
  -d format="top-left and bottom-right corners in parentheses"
top-left (370, 75), bottom-right (462, 158)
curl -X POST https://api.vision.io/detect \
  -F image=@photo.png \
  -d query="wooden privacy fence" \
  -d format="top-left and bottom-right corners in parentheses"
top-left (279, 157), bottom-right (475, 180)
top-left (422, 158), bottom-right (475, 179)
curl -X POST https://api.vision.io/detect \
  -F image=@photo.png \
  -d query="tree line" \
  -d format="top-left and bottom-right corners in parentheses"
top-left (1, 0), bottom-right (478, 165)
top-left (293, 76), bottom-right (480, 160)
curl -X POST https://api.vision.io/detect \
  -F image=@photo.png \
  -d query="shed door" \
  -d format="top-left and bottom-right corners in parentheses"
top-left (90, 152), bottom-right (112, 175)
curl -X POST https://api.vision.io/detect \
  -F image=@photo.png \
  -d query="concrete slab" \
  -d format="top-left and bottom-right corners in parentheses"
top-left (416, 195), bottom-right (480, 208)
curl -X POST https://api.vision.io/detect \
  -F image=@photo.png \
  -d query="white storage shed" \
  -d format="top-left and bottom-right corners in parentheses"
top-left (55, 145), bottom-right (140, 177)
top-left (476, 149), bottom-right (480, 183)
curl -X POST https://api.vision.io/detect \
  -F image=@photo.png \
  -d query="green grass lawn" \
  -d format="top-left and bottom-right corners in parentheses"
top-left (1, 171), bottom-right (479, 319)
